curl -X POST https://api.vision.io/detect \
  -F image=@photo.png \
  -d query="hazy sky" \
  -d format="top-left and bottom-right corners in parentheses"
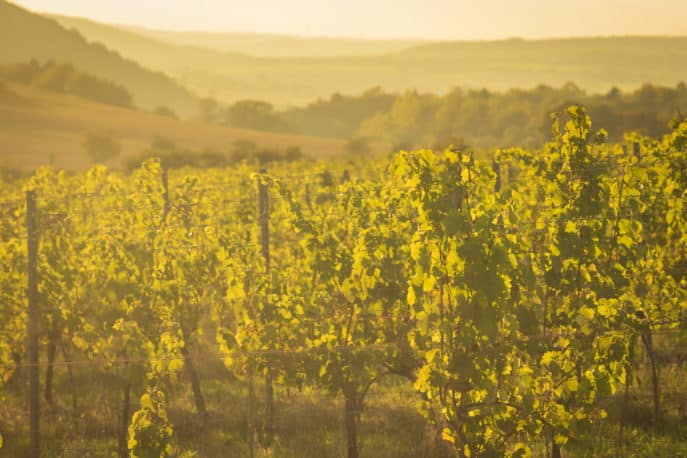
top-left (11, 0), bottom-right (687, 39)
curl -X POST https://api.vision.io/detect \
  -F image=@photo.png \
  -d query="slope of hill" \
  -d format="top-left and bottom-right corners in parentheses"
top-left (0, 83), bottom-right (357, 170)
top-left (394, 36), bottom-right (687, 90)
top-left (54, 16), bottom-right (424, 58)
top-left (123, 26), bottom-right (425, 57)
top-left (45, 14), bottom-right (687, 107)
top-left (0, 1), bottom-right (198, 115)
top-left (49, 13), bottom-right (254, 72)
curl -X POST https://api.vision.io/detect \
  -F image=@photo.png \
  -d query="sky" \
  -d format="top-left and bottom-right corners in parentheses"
top-left (10, 0), bottom-right (687, 40)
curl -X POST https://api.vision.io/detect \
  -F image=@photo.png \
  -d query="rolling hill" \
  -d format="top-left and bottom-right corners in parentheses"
top-left (48, 14), bottom-right (687, 107)
top-left (62, 17), bottom-right (425, 58)
top-left (121, 27), bottom-right (424, 58)
top-left (0, 82), bottom-right (359, 171)
top-left (0, 0), bottom-right (198, 115)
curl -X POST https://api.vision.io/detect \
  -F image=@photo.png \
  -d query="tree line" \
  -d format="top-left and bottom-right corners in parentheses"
top-left (0, 60), bottom-right (133, 108)
top-left (199, 83), bottom-right (687, 150)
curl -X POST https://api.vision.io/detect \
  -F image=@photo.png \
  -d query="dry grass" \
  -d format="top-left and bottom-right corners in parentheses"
top-left (0, 83), bottom-right (386, 171)
top-left (2, 351), bottom-right (686, 457)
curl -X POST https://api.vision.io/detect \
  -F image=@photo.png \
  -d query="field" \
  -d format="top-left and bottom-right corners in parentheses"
top-left (1, 107), bottom-right (686, 457)
top-left (0, 83), bottom-right (367, 170)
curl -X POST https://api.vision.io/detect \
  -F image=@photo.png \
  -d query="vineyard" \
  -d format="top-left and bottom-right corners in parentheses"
top-left (1, 106), bottom-right (686, 457)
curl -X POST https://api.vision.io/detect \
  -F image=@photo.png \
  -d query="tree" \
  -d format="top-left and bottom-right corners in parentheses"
top-left (231, 139), bottom-right (258, 161)
top-left (224, 100), bottom-right (290, 132)
top-left (154, 106), bottom-right (178, 119)
top-left (345, 137), bottom-right (371, 156)
top-left (198, 96), bottom-right (222, 124)
top-left (83, 131), bottom-right (121, 164)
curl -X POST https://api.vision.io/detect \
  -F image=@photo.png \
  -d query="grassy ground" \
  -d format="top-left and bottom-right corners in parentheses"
top-left (1, 370), bottom-right (437, 457)
top-left (2, 347), bottom-right (686, 458)
top-left (1, 330), bottom-right (685, 457)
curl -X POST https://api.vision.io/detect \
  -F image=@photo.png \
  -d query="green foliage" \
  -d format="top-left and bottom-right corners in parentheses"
top-left (0, 106), bottom-right (686, 457)
top-left (356, 84), bottom-right (687, 150)
top-left (128, 387), bottom-right (174, 457)
top-left (192, 80), bottom-right (686, 152)
top-left (284, 88), bottom-right (396, 138)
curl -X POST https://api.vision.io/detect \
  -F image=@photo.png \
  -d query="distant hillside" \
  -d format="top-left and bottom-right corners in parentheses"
top-left (53, 15), bottom-right (422, 58)
top-left (121, 26), bottom-right (425, 57)
top-left (48, 13), bottom-right (254, 80)
top-left (393, 36), bottom-right (687, 91)
top-left (44, 14), bottom-right (687, 107)
top-left (0, 1), bottom-right (198, 115)
top-left (0, 83), bottom-right (360, 171)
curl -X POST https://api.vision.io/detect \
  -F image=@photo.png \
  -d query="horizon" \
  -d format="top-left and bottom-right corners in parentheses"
top-left (9, 0), bottom-right (687, 41)
top-left (80, 20), bottom-right (687, 44)
top-left (62, 15), bottom-right (687, 44)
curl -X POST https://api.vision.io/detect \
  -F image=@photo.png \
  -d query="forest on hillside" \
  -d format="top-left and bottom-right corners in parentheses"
top-left (0, 60), bottom-right (133, 108)
top-left (199, 82), bottom-right (687, 150)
